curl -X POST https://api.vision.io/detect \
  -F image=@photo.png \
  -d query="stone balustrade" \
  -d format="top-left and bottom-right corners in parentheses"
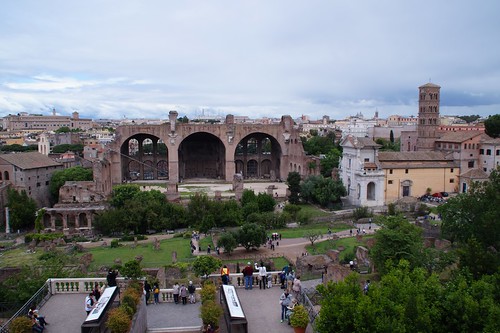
top-left (48, 271), bottom-right (284, 303)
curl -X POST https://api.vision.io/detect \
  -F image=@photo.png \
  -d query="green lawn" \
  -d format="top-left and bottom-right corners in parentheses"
top-left (298, 204), bottom-right (331, 218)
top-left (87, 237), bottom-right (193, 269)
top-left (199, 236), bottom-right (213, 250)
top-left (271, 223), bottom-right (351, 239)
top-left (0, 246), bottom-right (40, 268)
top-left (306, 236), bottom-right (374, 262)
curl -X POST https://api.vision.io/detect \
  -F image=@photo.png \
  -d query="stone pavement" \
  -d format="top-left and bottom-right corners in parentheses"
top-left (39, 282), bottom-right (319, 333)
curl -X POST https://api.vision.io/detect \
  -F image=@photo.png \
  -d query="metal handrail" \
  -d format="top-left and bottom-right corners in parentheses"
top-left (0, 279), bottom-right (52, 333)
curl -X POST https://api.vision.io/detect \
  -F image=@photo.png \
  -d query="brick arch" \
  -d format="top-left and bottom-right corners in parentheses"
top-left (178, 132), bottom-right (226, 180)
top-left (119, 133), bottom-right (167, 181)
top-left (234, 132), bottom-right (282, 180)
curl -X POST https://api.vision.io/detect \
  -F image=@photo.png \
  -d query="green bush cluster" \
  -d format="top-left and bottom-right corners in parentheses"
top-left (199, 282), bottom-right (223, 329)
top-left (9, 316), bottom-right (33, 333)
top-left (25, 232), bottom-right (64, 244)
top-left (120, 235), bottom-right (147, 242)
top-left (106, 282), bottom-right (143, 333)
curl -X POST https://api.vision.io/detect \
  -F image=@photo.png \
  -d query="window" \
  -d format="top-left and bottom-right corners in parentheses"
top-left (450, 178), bottom-right (455, 183)
top-left (451, 168), bottom-right (454, 173)
top-left (389, 169), bottom-right (393, 174)
top-left (484, 168), bottom-right (487, 172)
top-left (487, 149), bottom-right (492, 155)
top-left (405, 169), bottom-right (409, 174)
top-left (45, 181), bottom-right (49, 185)
top-left (480, 149), bottom-right (484, 155)
top-left (468, 161), bottom-right (475, 168)
top-left (388, 180), bottom-right (393, 184)
top-left (36, 182), bottom-right (41, 187)
top-left (364, 158), bottom-right (369, 162)
top-left (497, 150), bottom-right (500, 156)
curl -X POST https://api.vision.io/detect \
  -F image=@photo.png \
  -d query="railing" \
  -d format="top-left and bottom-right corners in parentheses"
top-left (205, 271), bottom-right (284, 288)
top-left (300, 287), bottom-right (320, 331)
top-left (0, 272), bottom-right (285, 332)
top-left (0, 279), bottom-right (52, 333)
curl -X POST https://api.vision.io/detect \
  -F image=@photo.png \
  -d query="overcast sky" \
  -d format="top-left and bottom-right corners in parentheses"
top-left (1, 1), bottom-right (499, 121)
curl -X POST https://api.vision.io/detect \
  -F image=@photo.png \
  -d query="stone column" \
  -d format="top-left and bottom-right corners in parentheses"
top-left (153, 139), bottom-right (158, 179)
top-left (138, 139), bottom-right (144, 180)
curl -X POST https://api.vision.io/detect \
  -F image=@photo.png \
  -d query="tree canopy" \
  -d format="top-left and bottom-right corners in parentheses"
top-left (286, 172), bottom-right (301, 204)
top-left (192, 255), bottom-right (222, 278)
top-left (49, 166), bottom-right (93, 203)
top-left (300, 175), bottom-right (346, 209)
top-left (438, 167), bottom-right (500, 278)
top-left (7, 189), bottom-right (37, 231)
top-left (484, 114), bottom-right (500, 138)
top-left (316, 262), bottom-right (500, 333)
top-left (51, 143), bottom-right (84, 154)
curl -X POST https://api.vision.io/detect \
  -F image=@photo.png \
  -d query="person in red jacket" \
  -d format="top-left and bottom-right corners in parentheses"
top-left (242, 262), bottom-right (254, 290)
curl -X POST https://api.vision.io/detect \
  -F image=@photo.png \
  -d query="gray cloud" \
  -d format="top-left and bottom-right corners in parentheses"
top-left (0, 0), bottom-right (499, 120)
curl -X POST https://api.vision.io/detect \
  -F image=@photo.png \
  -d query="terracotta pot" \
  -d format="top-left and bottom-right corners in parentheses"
top-left (293, 327), bottom-right (306, 333)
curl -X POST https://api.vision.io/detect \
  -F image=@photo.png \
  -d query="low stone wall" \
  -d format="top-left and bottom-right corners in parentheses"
top-left (130, 298), bottom-right (148, 333)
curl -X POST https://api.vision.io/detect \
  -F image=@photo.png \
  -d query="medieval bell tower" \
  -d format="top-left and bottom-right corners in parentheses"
top-left (416, 82), bottom-right (441, 151)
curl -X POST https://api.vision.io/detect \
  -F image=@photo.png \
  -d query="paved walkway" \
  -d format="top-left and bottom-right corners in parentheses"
top-left (38, 281), bottom-right (320, 333)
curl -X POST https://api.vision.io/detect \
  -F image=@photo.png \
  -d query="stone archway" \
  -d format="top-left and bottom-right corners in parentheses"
top-left (234, 133), bottom-right (282, 180)
top-left (120, 134), bottom-right (168, 181)
top-left (178, 132), bottom-right (226, 180)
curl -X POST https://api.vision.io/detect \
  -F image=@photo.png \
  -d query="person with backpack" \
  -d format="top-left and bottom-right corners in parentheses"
top-left (85, 292), bottom-right (95, 316)
top-left (153, 283), bottom-right (160, 305)
top-left (188, 281), bottom-right (196, 304)
top-left (220, 265), bottom-right (230, 285)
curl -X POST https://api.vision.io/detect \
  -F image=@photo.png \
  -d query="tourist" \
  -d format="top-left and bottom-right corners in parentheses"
top-left (144, 281), bottom-right (151, 305)
top-left (153, 283), bottom-right (160, 305)
top-left (242, 262), bottom-right (254, 290)
top-left (173, 282), bottom-right (180, 304)
top-left (255, 262), bottom-right (267, 290)
top-left (220, 265), bottom-right (230, 285)
top-left (279, 289), bottom-right (292, 323)
top-left (207, 245), bottom-right (211, 254)
top-left (106, 269), bottom-right (118, 287)
top-left (180, 284), bottom-right (188, 305)
top-left (292, 275), bottom-right (302, 300)
top-left (93, 282), bottom-right (101, 301)
top-left (85, 292), bottom-right (95, 316)
top-left (188, 281), bottom-right (196, 303)
top-left (28, 308), bottom-right (48, 327)
top-left (364, 280), bottom-right (371, 294)
top-left (286, 270), bottom-right (295, 291)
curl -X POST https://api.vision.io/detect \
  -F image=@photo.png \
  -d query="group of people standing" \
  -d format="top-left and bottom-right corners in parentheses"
top-left (172, 281), bottom-right (197, 305)
top-left (143, 281), bottom-right (161, 305)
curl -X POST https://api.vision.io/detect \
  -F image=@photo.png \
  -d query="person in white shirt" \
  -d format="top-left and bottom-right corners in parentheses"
top-left (254, 262), bottom-right (268, 290)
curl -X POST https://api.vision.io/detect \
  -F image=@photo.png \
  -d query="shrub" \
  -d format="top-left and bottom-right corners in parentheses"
top-left (122, 294), bottom-right (137, 313)
top-left (25, 232), bottom-right (64, 244)
top-left (200, 300), bottom-right (223, 329)
top-left (200, 281), bottom-right (216, 304)
top-left (9, 316), bottom-right (32, 333)
top-left (121, 304), bottom-right (134, 319)
top-left (110, 239), bottom-right (120, 248)
top-left (290, 305), bottom-right (310, 328)
top-left (352, 206), bottom-right (371, 221)
top-left (120, 235), bottom-right (146, 242)
top-left (106, 307), bottom-right (131, 333)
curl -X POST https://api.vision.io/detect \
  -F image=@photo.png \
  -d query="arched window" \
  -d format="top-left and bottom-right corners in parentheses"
top-left (4, 171), bottom-right (9, 180)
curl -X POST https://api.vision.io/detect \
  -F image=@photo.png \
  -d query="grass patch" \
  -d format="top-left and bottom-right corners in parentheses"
top-left (298, 204), bottom-right (331, 218)
top-left (306, 236), bottom-right (374, 262)
top-left (87, 237), bottom-right (193, 269)
top-left (271, 223), bottom-right (351, 239)
top-left (199, 236), bottom-right (213, 250)
top-left (0, 246), bottom-right (40, 268)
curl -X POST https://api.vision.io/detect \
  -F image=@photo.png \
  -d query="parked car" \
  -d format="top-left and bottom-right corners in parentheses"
top-left (440, 192), bottom-right (449, 197)
top-left (432, 192), bottom-right (443, 198)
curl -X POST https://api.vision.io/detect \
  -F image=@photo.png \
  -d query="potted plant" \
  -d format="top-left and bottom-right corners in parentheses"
top-left (290, 304), bottom-right (309, 333)
top-left (200, 300), bottom-right (223, 332)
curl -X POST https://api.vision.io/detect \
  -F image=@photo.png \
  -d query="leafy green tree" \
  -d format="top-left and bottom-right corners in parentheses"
top-left (55, 126), bottom-right (71, 133)
top-left (217, 232), bottom-right (238, 255)
top-left (192, 255), bottom-right (222, 278)
top-left (300, 175), bottom-right (346, 208)
top-left (484, 114), bottom-right (500, 138)
top-left (438, 167), bottom-right (500, 278)
top-left (51, 143), bottom-right (84, 154)
top-left (240, 189), bottom-right (257, 207)
top-left (7, 189), bottom-right (37, 231)
top-left (109, 184), bottom-right (141, 208)
top-left (457, 114), bottom-right (481, 123)
top-left (0, 144), bottom-right (38, 152)
top-left (283, 204), bottom-right (301, 221)
top-left (370, 215), bottom-right (424, 274)
top-left (34, 208), bottom-right (46, 233)
top-left (256, 193), bottom-right (276, 212)
top-left (319, 147), bottom-right (342, 176)
top-left (302, 135), bottom-right (335, 155)
top-left (287, 172), bottom-right (301, 204)
top-left (120, 260), bottom-right (144, 280)
top-left (49, 166), bottom-right (93, 203)
top-left (236, 223), bottom-right (266, 250)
